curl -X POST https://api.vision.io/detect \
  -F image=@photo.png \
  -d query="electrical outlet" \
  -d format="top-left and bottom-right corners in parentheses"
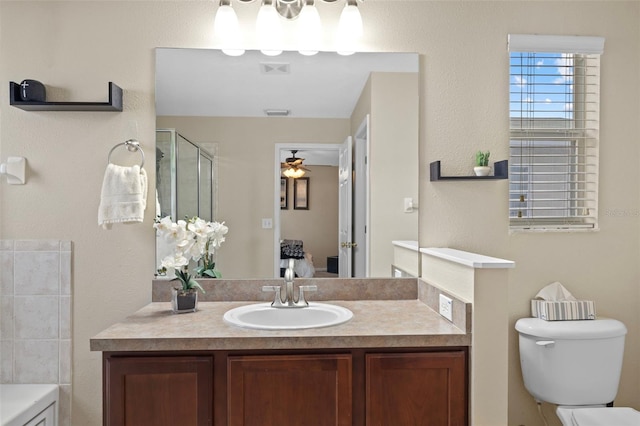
top-left (439, 294), bottom-right (453, 322)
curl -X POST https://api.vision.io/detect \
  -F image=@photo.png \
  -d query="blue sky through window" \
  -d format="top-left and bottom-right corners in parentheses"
top-left (510, 52), bottom-right (574, 120)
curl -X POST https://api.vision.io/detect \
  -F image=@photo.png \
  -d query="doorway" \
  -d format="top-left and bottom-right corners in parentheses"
top-left (352, 116), bottom-right (370, 277)
top-left (274, 143), bottom-right (340, 277)
top-left (273, 133), bottom-right (370, 278)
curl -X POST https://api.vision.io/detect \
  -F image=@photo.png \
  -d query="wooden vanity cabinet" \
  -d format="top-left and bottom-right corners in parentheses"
top-left (103, 348), bottom-right (467, 426)
top-left (366, 351), bottom-right (467, 426)
top-left (227, 354), bottom-right (352, 426)
top-left (103, 354), bottom-right (214, 426)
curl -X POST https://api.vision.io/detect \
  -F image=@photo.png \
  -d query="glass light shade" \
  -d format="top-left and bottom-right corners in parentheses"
top-left (256, 4), bottom-right (283, 56)
top-left (283, 168), bottom-right (305, 178)
top-left (298, 4), bottom-right (322, 56)
top-left (213, 5), bottom-right (245, 56)
top-left (336, 3), bottom-right (363, 56)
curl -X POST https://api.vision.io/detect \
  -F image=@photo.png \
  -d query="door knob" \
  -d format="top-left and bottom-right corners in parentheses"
top-left (341, 242), bottom-right (358, 248)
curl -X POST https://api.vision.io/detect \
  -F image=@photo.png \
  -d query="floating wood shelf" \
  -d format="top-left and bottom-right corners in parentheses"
top-left (9, 81), bottom-right (123, 111)
top-left (430, 160), bottom-right (508, 181)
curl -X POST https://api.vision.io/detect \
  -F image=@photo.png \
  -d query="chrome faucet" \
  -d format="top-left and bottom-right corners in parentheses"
top-left (262, 259), bottom-right (317, 308)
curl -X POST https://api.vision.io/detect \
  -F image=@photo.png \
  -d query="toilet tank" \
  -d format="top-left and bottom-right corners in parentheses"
top-left (515, 318), bottom-right (627, 406)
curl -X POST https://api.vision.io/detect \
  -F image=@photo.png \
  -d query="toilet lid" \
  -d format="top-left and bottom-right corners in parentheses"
top-left (570, 407), bottom-right (640, 426)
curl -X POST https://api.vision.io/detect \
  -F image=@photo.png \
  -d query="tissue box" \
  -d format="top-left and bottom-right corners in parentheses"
top-left (531, 300), bottom-right (596, 321)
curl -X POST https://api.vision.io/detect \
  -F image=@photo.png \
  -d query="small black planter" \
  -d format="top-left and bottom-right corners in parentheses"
top-left (171, 288), bottom-right (198, 313)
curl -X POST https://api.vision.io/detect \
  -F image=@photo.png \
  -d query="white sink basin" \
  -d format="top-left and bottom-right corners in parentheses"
top-left (223, 302), bottom-right (353, 330)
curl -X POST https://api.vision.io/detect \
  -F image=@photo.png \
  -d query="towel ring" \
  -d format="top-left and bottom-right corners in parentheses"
top-left (108, 139), bottom-right (145, 168)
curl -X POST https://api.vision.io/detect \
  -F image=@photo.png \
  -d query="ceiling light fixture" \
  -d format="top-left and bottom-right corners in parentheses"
top-left (281, 150), bottom-right (309, 178)
top-left (213, 0), bottom-right (364, 56)
top-left (283, 167), bottom-right (306, 178)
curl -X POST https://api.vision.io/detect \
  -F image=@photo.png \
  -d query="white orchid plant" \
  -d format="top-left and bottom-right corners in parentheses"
top-left (154, 216), bottom-right (229, 294)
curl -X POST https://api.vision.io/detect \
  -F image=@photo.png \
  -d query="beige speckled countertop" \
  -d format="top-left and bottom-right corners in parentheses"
top-left (90, 279), bottom-right (471, 352)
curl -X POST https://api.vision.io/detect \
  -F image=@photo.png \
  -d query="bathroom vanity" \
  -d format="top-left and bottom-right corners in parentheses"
top-left (91, 278), bottom-right (471, 426)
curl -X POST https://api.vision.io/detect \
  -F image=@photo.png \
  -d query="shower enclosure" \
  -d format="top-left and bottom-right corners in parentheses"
top-left (155, 129), bottom-right (217, 275)
top-left (156, 129), bottom-right (216, 222)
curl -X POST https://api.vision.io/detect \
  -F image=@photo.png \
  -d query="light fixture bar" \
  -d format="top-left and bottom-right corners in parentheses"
top-left (276, 0), bottom-right (303, 19)
top-left (215, 0), bottom-right (365, 56)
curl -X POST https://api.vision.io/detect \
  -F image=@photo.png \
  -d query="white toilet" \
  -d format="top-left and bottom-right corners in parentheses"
top-left (516, 317), bottom-right (640, 425)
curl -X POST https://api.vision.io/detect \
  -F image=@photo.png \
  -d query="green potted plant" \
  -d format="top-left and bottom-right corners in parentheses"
top-left (154, 216), bottom-right (229, 313)
top-left (474, 150), bottom-right (491, 176)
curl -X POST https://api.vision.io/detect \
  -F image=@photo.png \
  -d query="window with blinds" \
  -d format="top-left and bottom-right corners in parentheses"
top-left (508, 34), bottom-right (604, 231)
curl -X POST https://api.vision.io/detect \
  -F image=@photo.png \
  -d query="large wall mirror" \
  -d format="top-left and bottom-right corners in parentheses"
top-left (155, 48), bottom-right (419, 279)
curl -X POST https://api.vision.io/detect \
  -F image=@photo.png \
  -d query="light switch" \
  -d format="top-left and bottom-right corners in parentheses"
top-left (262, 218), bottom-right (273, 229)
top-left (404, 197), bottom-right (414, 213)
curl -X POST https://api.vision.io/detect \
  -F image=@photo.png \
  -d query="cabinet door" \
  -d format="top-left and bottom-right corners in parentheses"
top-left (104, 355), bottom-right (213, 426)
top-left (366, 351), bottom-right (467, 426)
top-left (228, 354), bottom-right (352, 426)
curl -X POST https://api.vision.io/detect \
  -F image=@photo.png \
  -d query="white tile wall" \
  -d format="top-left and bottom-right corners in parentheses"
top-left (0, 239), bottom-right (73, 426)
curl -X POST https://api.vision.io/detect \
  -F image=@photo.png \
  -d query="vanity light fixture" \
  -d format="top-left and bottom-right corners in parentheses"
top-left (213, 0), bottom-right (363, 56)
top-left (336, 0), bottom-right (363, 56)
top-left (213, 0), bottom-right (245, 56)
top-left (256, 0), bottom-right (284, 56)
top-left (297, 0), bottom-right (322, 56)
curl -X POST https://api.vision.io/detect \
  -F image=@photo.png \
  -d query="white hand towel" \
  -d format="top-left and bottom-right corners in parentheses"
top-left (98, 164), bottom-right (148, 229)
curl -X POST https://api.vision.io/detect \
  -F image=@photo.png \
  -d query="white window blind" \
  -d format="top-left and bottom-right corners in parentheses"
top-left (508, 34), bottom-right (604, 231)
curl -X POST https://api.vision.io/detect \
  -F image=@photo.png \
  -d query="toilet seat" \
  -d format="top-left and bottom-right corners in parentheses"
top-left (556, 406), bottom-right (640, 426)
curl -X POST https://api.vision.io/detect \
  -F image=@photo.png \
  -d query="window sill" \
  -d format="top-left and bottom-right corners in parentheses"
top-left (509, 226), bottom-right (600, 234)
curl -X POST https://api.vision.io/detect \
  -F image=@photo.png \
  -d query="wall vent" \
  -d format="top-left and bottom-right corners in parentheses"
top-left (260, 63), bottom-right (290, 75)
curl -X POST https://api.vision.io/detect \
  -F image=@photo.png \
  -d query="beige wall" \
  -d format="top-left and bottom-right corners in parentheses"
top-left (351, 71), bottom-right (420, 277)
top-left (369, 72), bottom-right (419, 277)
top-left (156, 116), bottom-right (349, 278)
top-left (1, 2), bottom-right (638, 425)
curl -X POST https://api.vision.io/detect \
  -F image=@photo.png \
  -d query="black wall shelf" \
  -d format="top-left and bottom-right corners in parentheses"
top-left (430, 160), bottom-right (508, 181)
top-left (9, 81), bottom-right (123, 111)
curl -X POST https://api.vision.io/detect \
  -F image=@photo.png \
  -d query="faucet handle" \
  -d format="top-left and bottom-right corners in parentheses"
top-left (296, 285), bottom-right (318, 307)
top-left (262, 285), bottom-right (284, 307)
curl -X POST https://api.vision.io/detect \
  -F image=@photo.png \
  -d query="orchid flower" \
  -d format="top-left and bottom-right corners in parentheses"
top-left (154, 215), bottom-right (229, 290)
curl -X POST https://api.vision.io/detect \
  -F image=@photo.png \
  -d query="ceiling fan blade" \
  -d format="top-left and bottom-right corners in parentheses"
top-left (284, 157), bottom-right (304, 164)
top-left (281, 163), bottom-right (310, 172)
